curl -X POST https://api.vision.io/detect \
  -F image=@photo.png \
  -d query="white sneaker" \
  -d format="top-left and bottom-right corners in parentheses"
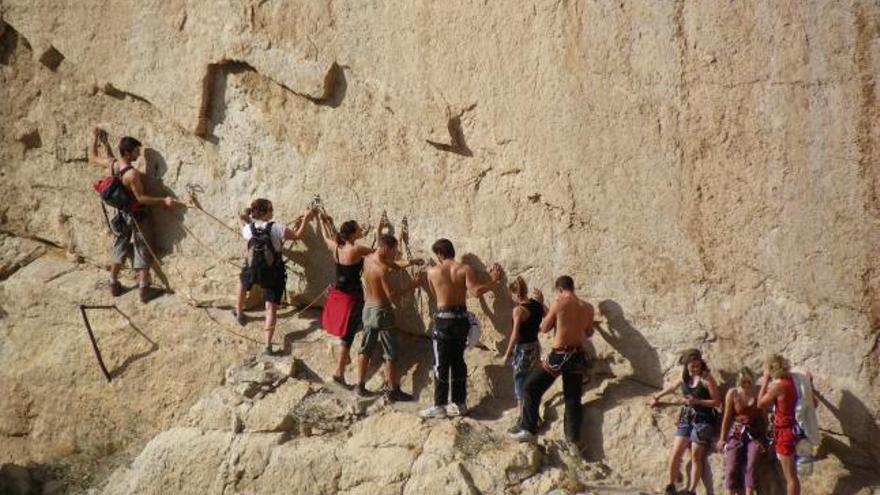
top-left (446, 403), bottom-right (467, 417)
top-left (508, 429), bottom-right (535, 443)
top-left (419, 406), bottom-right (447, 418)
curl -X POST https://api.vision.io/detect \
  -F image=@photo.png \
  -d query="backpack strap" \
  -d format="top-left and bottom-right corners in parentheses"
top-left (113, 160), bottom-right (135, 179)
top-left (264, 222), bottom-right (277, 254)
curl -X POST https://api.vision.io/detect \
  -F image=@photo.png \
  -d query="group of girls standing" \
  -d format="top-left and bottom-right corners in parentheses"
top-left (648, 351), bottom-right (812, 495)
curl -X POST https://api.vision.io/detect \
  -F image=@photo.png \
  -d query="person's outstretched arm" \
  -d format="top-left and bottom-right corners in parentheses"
top-left (88, 127), bottom-right (114, 169)
top-left (127, 172), bottom-right (178, 208)
top-left (646, 378), bottom-right (684, 407)
top-left (317, 213), bottom-right (338, 251)
top-left (465, 263), bottom-right (502, 298)
top-left (380, 267), bottom-right (423, 302)
top-left (284, 208), bottom-right (316, 241)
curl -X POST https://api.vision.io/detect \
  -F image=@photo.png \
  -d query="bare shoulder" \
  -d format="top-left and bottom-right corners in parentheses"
top-left (355, 245), bottom-right (374, 257)
top-left (123, 166), bottom-right (144, 184)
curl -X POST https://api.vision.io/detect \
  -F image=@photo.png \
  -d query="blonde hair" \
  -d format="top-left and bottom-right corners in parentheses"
top-left (765, 354), bottom-right (790, 379)
top-left (737, 366), bottom-right (756, 386)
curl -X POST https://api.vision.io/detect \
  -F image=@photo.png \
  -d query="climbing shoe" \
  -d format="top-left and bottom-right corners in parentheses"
top-left (139, 286), bottom-right (164, 303)
top-left (233, 310), bottom-right (246, 327)
top-left (386, 388), bottom-right (414, 402)
top-left (355, 383), bottom-right (376, 398)
top-left (109, 280), bottom-right (123, 297)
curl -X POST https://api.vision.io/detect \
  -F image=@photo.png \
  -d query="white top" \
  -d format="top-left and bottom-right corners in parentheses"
top-left (791, 371), bottom-right (820, 448)
top-left (241, 221), bottom-right (286, 252)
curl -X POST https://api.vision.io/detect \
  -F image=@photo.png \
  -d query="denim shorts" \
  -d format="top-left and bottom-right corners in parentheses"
top-left (676, 420), bottom-right (715, 445)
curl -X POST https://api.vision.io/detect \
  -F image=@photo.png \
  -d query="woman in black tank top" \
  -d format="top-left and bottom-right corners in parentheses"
top-left (335, 244), bottom-right (364, 295)
top-left (318, 215), bottom-right (374, 385)
top-left (647, 349), bottom-right (722, 495)
top-left (502, 277), bottom-right (547, 407)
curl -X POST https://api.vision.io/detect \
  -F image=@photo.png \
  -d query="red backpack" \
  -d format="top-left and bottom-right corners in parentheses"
top-left (93, 162), bottom-right (137, 212)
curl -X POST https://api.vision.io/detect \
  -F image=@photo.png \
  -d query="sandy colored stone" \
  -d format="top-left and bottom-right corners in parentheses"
top-left (242, 379), bottom-right (311, 432)
top-left (0, 0), bottom-right (879, 493)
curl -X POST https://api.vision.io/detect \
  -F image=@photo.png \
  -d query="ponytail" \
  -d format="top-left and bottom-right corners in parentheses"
top-left (337, 220), bottom-right (359, 245)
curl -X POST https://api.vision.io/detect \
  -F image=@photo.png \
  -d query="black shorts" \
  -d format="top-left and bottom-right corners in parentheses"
top-left (240, 269), bottom-right (284, 305)
top-left (340, 298), bottom-right (364, 347)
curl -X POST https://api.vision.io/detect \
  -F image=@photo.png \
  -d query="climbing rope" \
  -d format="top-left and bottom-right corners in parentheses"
top-left (185, 184), bottom-right (238, 235)
top-left (178, 222), bottom-right (243, 270)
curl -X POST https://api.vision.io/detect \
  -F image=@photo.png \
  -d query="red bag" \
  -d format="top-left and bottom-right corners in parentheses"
top-left (322, 287), bottom-right (360, 337)
top-left (93, 165), bottom-right (138, 212)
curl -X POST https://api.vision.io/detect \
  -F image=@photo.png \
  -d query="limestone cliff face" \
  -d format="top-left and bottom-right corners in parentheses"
top-left (0, 1), bottom-right (878, 494)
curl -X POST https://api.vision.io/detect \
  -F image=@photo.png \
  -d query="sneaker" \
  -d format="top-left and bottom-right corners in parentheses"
top-left (507, 424), bottom-right (522, 434)
top-left (664, 484), bottom-right (676, 495)
top-left (446, 403), bottom-right (467, 417)
top-left (109, 280), bottom-right (123, 297)
top-left (386, 388), bottom-right (414, 402)
top-left (233, 310), bottom-right (246, 327)
top-left (419, 406), bottom-right (447, 419)
top-left (508, 429), bottom-right (535, 442)
top-left (262, 344), bottom-right (274, 356)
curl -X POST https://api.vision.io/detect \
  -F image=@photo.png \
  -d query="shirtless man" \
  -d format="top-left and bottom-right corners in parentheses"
top-left (355, 234), bottom-right (423, 401)
top-left (88, 127), bottom-right (180, 302)
top-left (419, 238), bottom-right (502, 418)
top-left (509, 275), bottom-right (594, 444)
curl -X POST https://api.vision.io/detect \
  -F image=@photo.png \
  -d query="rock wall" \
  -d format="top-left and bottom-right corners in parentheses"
top-left (1, 0), bottom-right (878, 493)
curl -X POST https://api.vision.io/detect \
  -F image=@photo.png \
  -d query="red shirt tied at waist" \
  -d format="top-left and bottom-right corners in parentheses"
top-left (322, 287), bottom-right (362, 338)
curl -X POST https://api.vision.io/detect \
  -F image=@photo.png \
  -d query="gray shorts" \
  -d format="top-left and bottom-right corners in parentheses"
top-left (111, 212), bottom-right (150, 270)
top-left (359, 305), bottom-right (397, 362)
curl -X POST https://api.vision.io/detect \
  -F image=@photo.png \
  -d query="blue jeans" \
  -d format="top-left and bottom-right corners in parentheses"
top-left (512, 342), bottom-right (541, 402)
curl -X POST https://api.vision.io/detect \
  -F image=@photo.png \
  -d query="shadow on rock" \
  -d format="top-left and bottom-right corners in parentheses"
top-left (817, 390), bottom-right (880, 494)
